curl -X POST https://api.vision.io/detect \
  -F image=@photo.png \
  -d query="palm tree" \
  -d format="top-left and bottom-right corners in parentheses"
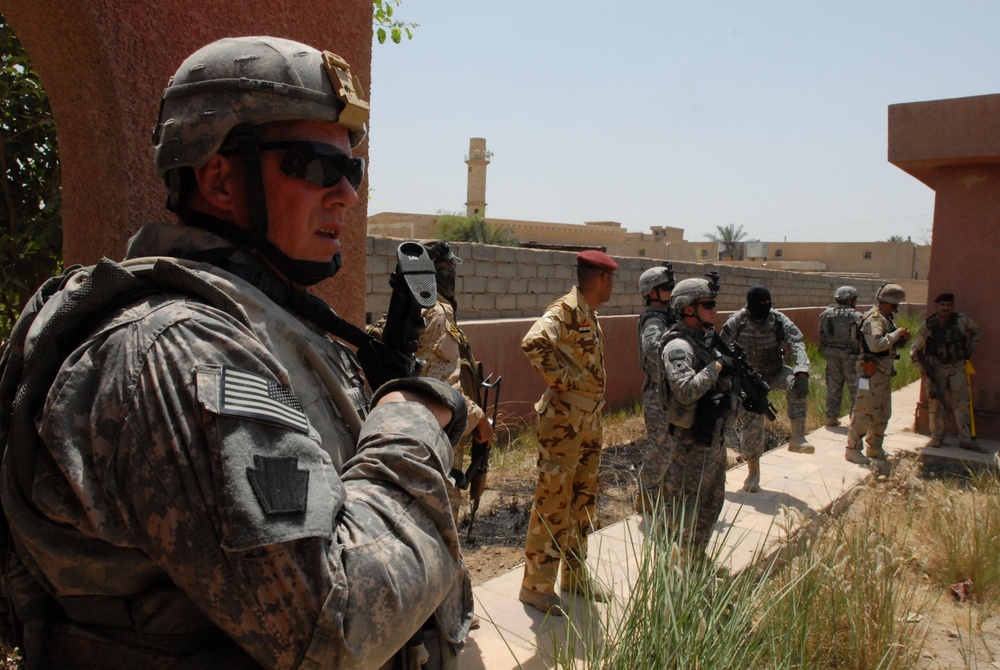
top-left (704, 224), bottom-right (747, 260)
top-left (435, 211), bottom-right (518, 246)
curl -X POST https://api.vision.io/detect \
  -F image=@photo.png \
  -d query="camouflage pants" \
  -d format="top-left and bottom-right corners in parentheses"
top-left (522, 396), bottom-right (602, 594)
top-left (847, 361), bottom-right (892, 453)
top-left (660, 426), bottom-right (727, 558)
top-left (732, 365), bottom-right (805, 459)
top-left (928, 361), bottom-right (971, 442)
top-left (446, 439), bottom-right (468, 521)
top-left (825, 347), bottom-right (858, 419)
top-left (639, 387), bottom-right (673, 492)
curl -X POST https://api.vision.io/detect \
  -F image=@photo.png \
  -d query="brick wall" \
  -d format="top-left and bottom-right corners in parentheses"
top-left (366, 236), bottom-right (894, 323)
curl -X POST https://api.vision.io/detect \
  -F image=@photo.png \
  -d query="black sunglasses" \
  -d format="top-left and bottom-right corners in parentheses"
top-left (257, 141), bottom-right (365, 190)
top-left (697, 300), bottom-right (717, 309)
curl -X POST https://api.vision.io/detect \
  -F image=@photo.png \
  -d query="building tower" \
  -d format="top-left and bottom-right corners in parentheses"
top-left (465, 137), bottom-right (493, 218)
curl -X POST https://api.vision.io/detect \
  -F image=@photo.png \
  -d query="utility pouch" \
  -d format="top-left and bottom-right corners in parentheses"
top-left (861, 357), bottom-right (879, 378)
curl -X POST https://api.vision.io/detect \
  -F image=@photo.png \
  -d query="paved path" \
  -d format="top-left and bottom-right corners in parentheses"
top-left (459, 381), bottom-right (999, 669)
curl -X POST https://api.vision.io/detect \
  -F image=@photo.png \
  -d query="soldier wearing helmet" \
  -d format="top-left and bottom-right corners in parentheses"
top-left (3, 37), bottom-right (470, 668)
top-left (634, 264), bottom-right (677, 514)
top-left (721, 286), bottom-right (813, 493)
top-left (845, 283), bottom-right (912, 464)
top-left (909, 293), bottom-right (984, 452)
top-left (655, 278), bottom-right (735, 565)
top-left (818, 286), bottom-right (862, 426)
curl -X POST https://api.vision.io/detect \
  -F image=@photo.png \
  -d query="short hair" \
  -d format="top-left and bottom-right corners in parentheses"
top-left (578, 264), bottom-right (607, 288)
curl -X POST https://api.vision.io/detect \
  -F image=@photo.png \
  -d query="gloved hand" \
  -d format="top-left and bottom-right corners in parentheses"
top-left (371, 377), bottom-right (468, 446)
top-left (714, 355), bottom-right (734, 374)
top-left (790, 372), bottom-right (809, 400)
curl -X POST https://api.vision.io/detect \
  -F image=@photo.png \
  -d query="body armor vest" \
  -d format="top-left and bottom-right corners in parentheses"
top-left (925, 314), bottom-right (968, 364)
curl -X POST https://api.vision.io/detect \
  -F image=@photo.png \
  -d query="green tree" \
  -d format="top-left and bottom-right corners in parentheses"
top-left (435, 211), bottom-right (519, 246)
top-left (887, 234), bottom-right (906, 242)
top-left (373, 0), bottom-right (419, 44)
top-left (704, 223), bottom-right (746, 260)
top-left (0, 16), bottom-right (61, 341)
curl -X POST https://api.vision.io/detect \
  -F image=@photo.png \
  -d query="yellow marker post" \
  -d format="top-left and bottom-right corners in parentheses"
top-left (965, 360), bottom-right (976, 439)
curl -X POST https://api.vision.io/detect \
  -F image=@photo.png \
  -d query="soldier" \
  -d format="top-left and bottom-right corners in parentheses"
top-left (518, 250), bottom-right (617, 615)
top-left (819, 286), bottom-right (862, 426)
top-left (845, 283), bottom-right (912, 464)
top-left (0, 37), bottom-right (470, 668)
top-left (413, 240), bottom-right (494, 521)
top-left (910, 293), bottom-right (984, 452)
top-left (659, 279), bottom-right (735, 564)
top-left (635, 264), bottom-right (677, 514)
top-left (722, 286), bottom-right (813, 493)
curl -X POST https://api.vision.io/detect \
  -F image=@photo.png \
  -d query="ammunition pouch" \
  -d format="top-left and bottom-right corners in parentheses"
top-left (691, 392), bottom-right (728, 444)
top-left (860, 357), bottom-right (879, 378)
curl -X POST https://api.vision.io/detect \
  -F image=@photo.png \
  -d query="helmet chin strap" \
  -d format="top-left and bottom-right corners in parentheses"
top-left (231, 124), bottom-right (341, 286)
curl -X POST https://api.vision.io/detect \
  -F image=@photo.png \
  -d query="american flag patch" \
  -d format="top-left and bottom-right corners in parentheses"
top-left (220, 366), bottom-right (309, 434)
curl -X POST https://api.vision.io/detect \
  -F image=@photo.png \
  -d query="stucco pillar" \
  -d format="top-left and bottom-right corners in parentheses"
top-left (889, 94), bottom-right (1000, 439)
top-left (3, 0), bottom-right (372, 324)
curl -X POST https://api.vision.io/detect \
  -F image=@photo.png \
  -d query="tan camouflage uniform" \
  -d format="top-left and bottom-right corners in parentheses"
top-left (910, 312), bottom-right (980, 444)
top-left (637, 308), bottom-right (677, 496)
top-left (819, 303), bottom-right (862, 420)
top-left (520, 286), bottom-right (605, 596)
top-left (1, 222), bottom-right (469, 669)
top-left (847, 306), bottom-right (906, 456)
top-left (723, 309), bottom-right (810, 459)
top-left (416, 298), bottom-right (486, 519)
top-left (660, 322), bottom-right (734, 559)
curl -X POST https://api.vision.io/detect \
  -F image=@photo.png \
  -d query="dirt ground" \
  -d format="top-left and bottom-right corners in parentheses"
top-left (459, 430), bottom-right (1000, 669)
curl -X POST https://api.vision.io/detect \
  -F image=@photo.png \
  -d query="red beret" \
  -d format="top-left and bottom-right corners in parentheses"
top-left (577, 250), bottom-right (618, 272)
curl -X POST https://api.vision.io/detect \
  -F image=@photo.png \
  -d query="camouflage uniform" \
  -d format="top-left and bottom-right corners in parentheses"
top-left (722, 309), bottom-right (810, 458)
top-left (660, 322), bottom-right (734, 558)
top-left (637, 308), bottom-right (677, 495)
top-left (847, 306), bottom-right (906, 456)
top-left (416, 298), bottom-right (486, 519)
top-left (910, 312), bottom-right (981, 444)
top-left (819, 303), bottom-right (862, 420)
top-left (1, 222), bottom-right (469, 669)
top-left (520, 286), bottom-right (605, 596)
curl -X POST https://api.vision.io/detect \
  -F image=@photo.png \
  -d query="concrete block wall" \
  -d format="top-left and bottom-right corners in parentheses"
top-left (366, 237), bottom-right (894, 323)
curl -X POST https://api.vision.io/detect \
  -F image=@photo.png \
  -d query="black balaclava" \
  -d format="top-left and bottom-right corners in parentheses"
top-left (747, 285), bottom-right (772, 321)
top-left (436, 265), bottom-right (457, 309)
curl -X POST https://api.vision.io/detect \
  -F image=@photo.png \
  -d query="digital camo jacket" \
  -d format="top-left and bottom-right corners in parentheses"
top-left (1, 222), bottom-right (465, 669)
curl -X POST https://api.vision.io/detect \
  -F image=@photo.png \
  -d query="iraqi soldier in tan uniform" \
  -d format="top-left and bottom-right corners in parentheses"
top-left (414, 240), bottom-right (494, 521)
top-left (659, 279), bottom-right (735, 564)
top-left (518, 250), bottom-right (617, 615)
top-left (0, 37), bottom-right (471, 669)
top-left (910, 292), bottom-right (984, 452)
top-left (819, 286), bottom-right (862, 425)
top-left (845, 283), bottom-right (912, 464)
top-left (635, 264), bottom-right (677, 514)
top-left (722, 286), bottom-right (812, 493)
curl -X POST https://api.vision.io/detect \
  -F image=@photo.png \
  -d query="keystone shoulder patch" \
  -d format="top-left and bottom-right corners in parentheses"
top-left (220, 365), bottom-right (309, 434)
top-left (247, 455), bottom-right (309, 515)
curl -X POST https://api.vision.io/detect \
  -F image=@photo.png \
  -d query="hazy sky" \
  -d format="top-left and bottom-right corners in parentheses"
top-left (367, 2), bottom-right (1000, 244)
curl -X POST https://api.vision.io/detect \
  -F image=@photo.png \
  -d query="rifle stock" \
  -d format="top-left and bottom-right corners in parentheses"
top-left (461, 374), bottom-right (501, 539)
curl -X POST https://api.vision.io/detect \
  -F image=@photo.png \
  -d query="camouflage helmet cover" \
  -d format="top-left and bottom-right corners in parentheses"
top-left (876, 283), bottom-right (905, 306)
top-left (671, 278), bottom-right (714, 312)
top-left (153, 36), bottom-right (369, 178)
top-left (834, 285), bottom-right (859, 303)
top-left (638, 266), bottom-right (675, 296)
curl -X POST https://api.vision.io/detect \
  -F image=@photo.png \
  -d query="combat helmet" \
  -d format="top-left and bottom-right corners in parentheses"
top-left (421, 240), bottom-right (463, 264)
top-left (638, 265), bottom-right (675, 297)
top-left (671, 278), bottom-right (715, 312)
top-left (875, 283), bottom-right (905, 306)
top-left (151, 36), bottom-right (370, 286)
top-left (834, 286), bottom-right (858, 304)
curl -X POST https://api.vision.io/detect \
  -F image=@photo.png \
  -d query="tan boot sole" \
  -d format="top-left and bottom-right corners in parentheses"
top-left (519, 586), bottom-right (563, 615)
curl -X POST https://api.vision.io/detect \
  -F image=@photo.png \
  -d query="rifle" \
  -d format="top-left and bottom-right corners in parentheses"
top-left (712, 334), bottom-right (778, 421)
top-left (455, 373), bottom-right (501, 539)
top-left (355, 241), bottom-right (438, 390)
top-left (913, 353), bottom-right (946, 401)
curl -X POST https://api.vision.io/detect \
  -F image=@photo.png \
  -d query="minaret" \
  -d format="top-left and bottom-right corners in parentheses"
top-left (465, 138), bottom-right (493, 218)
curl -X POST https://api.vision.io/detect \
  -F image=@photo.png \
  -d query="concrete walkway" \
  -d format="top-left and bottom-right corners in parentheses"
top-left (458, 381), bottom-right (999, 669)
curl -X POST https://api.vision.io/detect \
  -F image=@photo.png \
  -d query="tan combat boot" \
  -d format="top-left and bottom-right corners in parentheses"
top-left (634, 488), bottom-right (656, 515)
top-left (926, 435), bottom-right (943, 448)
top-left (742, 458), bottom-right (761, 492)
top-left (561, 572), bottom-right (611, 603)
top-left (844, 448), bottom-right (870, 465)
top-left (825, 416), bottom-right (840, 427)
top-left (519, 586), bottom-right (563, 616)
top-left (788, 418), bottom-right (816, 454)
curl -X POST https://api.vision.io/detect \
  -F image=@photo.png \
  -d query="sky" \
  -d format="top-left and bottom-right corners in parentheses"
top-left (367, 1), bottom-right (1000, 244)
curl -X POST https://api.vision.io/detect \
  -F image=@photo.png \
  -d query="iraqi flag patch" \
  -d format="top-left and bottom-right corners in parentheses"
top-left (579, 323), bottom-right (592, 334)
top-left (220, 366), bottom-right (310, 434)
